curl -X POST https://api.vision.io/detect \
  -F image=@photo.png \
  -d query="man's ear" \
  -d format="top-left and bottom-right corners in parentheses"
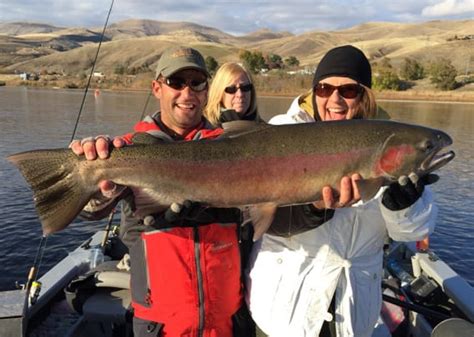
top-left (152, 80), bottom-right (162, 98)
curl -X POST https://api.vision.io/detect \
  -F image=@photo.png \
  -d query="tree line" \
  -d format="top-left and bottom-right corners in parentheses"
top-left (203, 50), bottom-right (301, 75)
top-left (372, 57), bottom-right (468, 91)
top-left (110, 49), bottom-right (470, 92)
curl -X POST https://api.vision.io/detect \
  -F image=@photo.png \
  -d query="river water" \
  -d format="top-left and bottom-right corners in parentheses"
top-left (0, 86), bottom-right (472, 290)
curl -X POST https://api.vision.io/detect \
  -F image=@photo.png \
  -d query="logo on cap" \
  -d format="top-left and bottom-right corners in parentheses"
top-left (171, 48), bottom-right (198, 59)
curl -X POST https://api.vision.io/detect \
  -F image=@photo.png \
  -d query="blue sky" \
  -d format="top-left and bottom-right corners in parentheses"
top-left (1, 0), bottom-right (473, 35)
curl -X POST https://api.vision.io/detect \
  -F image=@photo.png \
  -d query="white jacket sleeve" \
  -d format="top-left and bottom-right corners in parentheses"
top-left (269, 96), bottom-right (315, 125)
top-left (380, 186), bottom-right (437, 241)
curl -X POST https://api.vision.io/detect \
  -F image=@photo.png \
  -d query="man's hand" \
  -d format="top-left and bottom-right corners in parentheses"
top-left (69, 135), bottom-right (126, 160)
top-left (69, 135), bottom-right (127, 197)
top-left (312, 173), bottom-right (362, 209)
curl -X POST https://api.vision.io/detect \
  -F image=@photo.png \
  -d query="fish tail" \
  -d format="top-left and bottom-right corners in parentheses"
top-left (7, 149), bottom-right (95, 235)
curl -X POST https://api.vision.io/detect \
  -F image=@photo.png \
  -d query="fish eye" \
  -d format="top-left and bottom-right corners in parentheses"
top-left (421, 140), bottom-right (434, 152)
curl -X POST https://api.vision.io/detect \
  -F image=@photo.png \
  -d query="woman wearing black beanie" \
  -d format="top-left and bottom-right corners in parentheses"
top-left (269, 45), bottom-right (389, 124)
top-left (247, 45), bottom-right (436, 337)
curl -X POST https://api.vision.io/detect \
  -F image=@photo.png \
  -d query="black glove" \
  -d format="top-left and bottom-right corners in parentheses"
top-left (219, 109), bottom-right (242, 123)
top-left (382, 173), bottom-right (439, 211)
top-left (144, 200), bottom-right (241, 228)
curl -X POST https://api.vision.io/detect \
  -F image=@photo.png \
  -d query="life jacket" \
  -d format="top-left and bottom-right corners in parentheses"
top-left (122, 113), bottom-right (223, 143)
top-left (124, 112), bottom-right (247, 337)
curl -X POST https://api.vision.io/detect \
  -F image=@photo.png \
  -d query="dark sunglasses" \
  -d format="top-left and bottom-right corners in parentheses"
top-left (162, 76), bottom-right (208, 92)
top-left (314, 83), bottom-right (363, 99)
top-left (224, 83), bottom-right (253, 94)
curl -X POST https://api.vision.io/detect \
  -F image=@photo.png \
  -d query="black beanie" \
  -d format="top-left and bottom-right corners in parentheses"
top-left (313, 45), bottom-right (372, 88)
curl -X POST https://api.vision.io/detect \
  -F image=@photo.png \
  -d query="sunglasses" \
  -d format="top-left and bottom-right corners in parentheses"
top-left (162, 76), bottom-right (208, 92)
top-left (314, 83), bottom-right (363, 99)
top-left (224, 83), bottom-right (253, 94)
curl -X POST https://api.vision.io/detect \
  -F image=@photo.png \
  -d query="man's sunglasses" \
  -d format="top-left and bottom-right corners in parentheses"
top-left (224, 83), bottom-right (253, 94)
top-left (162, 77), bottom-right (208, 92)
top-left (314, 83), bottom-right (363, 99)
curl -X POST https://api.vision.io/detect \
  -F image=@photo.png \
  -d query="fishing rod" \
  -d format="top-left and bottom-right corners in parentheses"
top-left (382, 293), bottom-right (451, 321)
top-left (140, 89), bottom-right (154, 121)
top-left (21, 235), bottom-right (47, 336)
top-left (21, 2), bottom-right (116, 336)
top-left (70, 0), bottom-right (115, 142)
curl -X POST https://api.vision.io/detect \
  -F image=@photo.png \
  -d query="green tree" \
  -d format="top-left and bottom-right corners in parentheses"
top-left (400, 58), bottom-right (425, 80)
top-left (285, 56), bottom-right (300, 67)
top-left (267, 53), bottom-right (283, 69)
top-left (114, 63), bottom-right (126, 75)
top-left (205, 56), bottom-right (218, 74)
top-left (373, 69), bottom-right (402, 90)
top-left (239, 50), bottom-right (267, 74)
top-left (429, 58), bottom-right (457, 90)
top-left (372, 58), bottom-right (402, 90)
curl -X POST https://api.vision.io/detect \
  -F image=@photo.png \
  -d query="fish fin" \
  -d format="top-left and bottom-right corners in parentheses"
top-left (7, 149), bottom-right (95, 235)
top-left (356, 177), bottom-right (386, 202)
top-left (221, 121), bottom-right (271, 138)
top-left (249, 203), bottom-right (278, 241)
top-left (130, 187), bottom-right (169, 217)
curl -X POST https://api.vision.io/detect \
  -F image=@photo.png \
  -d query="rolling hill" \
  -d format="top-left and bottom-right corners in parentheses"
top-left (0, 19), bottom-right (472, 77)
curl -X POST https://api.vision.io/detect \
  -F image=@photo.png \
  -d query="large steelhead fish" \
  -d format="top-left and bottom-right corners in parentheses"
top-left (8, 120), bottom-right (454, 235)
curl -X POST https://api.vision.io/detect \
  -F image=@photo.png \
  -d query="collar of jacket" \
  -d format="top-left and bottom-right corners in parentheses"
top-left (298, 89), bottom-right (315, 119)
top-left (149, 111), bottom-right (218, 141)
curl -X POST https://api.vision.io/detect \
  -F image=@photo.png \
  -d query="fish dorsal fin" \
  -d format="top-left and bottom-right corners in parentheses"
top-left (221, 120), bottom-right (271, 138)
top-left (356, 177), bottom-right (386, 201)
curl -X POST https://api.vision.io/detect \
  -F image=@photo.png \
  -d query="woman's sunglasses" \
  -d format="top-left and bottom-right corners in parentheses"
top-left (314, 83), bottom-right (363, 99)
top-left (224, 83), bottom-right (253, 94)
top-left (162, 76), bottom-right (208, 92)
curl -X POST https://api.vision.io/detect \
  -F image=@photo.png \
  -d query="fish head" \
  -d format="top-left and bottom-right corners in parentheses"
top-left (375, 124), bottom-right (455, 181)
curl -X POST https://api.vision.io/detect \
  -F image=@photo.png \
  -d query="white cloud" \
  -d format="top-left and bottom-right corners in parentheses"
top-left (422, 0), bottom-right (474, 17)
top-left (0, 0), bottom-right (472, 34)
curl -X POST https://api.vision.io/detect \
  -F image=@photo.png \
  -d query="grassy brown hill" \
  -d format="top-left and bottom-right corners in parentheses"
top-left (0, 19), bottom-right (472, 101)
top-left (0, 22), bottom-right (64, 35)
top-left (253, 19), bottom-right (474, 68)
top-left (1, 19), bottom-right (472, 72)
top-left (235, 28), bottom-right (294, 43)
top-left (101, 19), bottom-right (237, 44)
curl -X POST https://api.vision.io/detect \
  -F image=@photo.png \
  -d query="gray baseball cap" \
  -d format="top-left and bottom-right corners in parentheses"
top-left (155, 46), bottom-right (209, 79)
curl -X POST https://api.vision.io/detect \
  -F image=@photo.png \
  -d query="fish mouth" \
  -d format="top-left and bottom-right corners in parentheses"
top-left (421, 149), bottom-right (455, 174)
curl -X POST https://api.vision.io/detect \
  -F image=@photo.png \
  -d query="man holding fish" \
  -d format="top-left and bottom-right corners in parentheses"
top-left (70, 46), bottom-right (257, 337)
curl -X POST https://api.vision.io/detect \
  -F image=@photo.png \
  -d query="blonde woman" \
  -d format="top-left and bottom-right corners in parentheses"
top-left (205, 62), bottom-right (260, 126)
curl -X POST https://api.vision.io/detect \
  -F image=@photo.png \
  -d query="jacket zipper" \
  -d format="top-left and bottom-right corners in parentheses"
top-left (194, 226), bottom-right (205, 337)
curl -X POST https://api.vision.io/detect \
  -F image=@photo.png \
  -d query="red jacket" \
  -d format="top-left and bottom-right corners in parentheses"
top-left (124, 113), bottom-right (244, 337)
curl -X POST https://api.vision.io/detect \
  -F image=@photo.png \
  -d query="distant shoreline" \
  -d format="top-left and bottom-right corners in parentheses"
top-left (377, 97), bottom-right (474, 105)
top-left (259, 90), bottom-right (474, 104)
top-left (2, 77), bottom-right (474, 104)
